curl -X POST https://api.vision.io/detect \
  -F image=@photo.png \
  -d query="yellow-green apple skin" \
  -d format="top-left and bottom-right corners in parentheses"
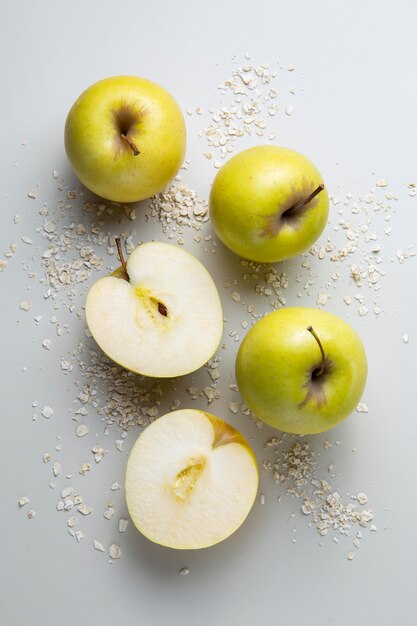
top-left (65, 76), bottom-right (186, 202)
top-left (209, 145), bottom-right (329, 263)
top-left (236, 307), bottom-right (367, 434)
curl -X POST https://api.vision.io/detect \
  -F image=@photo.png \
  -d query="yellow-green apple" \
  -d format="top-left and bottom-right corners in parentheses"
top-left (86, 241), bottom-right (223, 377)
top-left (209, 145), bottom-right (329, 263)
top-left (236, 307), bottom-right (367, 434)
top-left (65, 76), bottom-right (186, 202)
top-left (125, 409), bottom-right (259, 549)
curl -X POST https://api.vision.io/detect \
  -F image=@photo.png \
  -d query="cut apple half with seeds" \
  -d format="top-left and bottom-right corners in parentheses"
top-left (125, 409), bottom-right (259, 549)
top-left (85, 242), bottom-right (223, 377)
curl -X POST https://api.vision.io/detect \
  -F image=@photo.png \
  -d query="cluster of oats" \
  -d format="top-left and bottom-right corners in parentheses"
top-left (147, 182), bottom-right (209, 245)
top-left (263, 439), bottom-right (376, 558)
top-left (74, 349), bottom-right (164, 431)
top-left (196, 55), bottom-right (298, 166)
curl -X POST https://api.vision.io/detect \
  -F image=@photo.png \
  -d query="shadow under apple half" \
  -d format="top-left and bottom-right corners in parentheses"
top-left (85, 241), bottom-right (223, 378)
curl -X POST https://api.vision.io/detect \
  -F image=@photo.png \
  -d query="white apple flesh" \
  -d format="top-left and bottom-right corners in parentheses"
top-left (125, 409), bottom-right (259, 549)
top-left (86, 242), bottom-right (223, 377)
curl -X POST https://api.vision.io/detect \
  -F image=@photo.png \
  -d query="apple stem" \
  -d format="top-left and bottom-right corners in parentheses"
top-left (292, 184), bottom-right (324, 212)
top-left (307, 325), bottom-right (326, 376)
top-left (121, 133), bottom-right (140, 156)
top-left (115, 238), bottom-right (128, 274)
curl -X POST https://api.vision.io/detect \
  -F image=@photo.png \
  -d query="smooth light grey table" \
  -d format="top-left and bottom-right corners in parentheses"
top-left (1, 2), bottom-right (416, 625)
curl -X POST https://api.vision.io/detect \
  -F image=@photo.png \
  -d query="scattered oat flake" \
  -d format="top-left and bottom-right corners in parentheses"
top-left (357, 493), bottom-right (368, 505)
top-left (76, 424), bottom-right (89, 437)
top-left (179, 567), bottom-right (190, 576)
top-left (52, 462), bottom-right (61, 477)
top-left (0, 259), bottom-right (7, 272)
top-left (20, 301), bottom-right (32, 311)
top-left (231, 291), bottom-right (241, 302)
top-left (109, 544), bottom-right (121, 559)
top-left (402, 334), bottom-right (409, 344)
top-left (79, 463), bottom-right (91, 476)
top-left (228, 402), bottom-right (239, 414)
top-left (347, 551), bottom-right (355, 561)
top-left (42, 339), bottom-right (52, 350)
top-left (316, 292), bottom-right (328, 306)
top-left (75, 531), bottom-right (84, 542)
top-left (78, 503), bottom-right (93, 515)
top-left (92, 445), bottom-right (106, 463)
top-left (115, 439), bottom-right (124, 452)
top-left (376, 179), bottom-right (388, 188)
top-left (18, 496), bottom-right (30, 507)
top-left (104, 507), bottom-right (115, 520)
top-left (21, 235), bottom-right (33, 244)
top-left (27, 510), bottom-right (36, 519)
top-left (93, 540), bottom-right (105, 552)
top-left (111, 482), bottom-right (120, 491)
top-left (356, 403), bottom-right (369, 413)
top-left (41, 405), bottom-right (53, 419)
top-left (119, 518), bottom-right (129, 533)
top-left (27, 190), bottom-right (37, 199)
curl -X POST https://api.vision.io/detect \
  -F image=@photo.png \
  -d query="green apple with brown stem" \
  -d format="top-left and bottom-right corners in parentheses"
top-left (65, 75), bottom-right (186, 202)
top-left (209, 145), bottom-right (329, 263)
top-left (236, 307), bottom-right (367, 434)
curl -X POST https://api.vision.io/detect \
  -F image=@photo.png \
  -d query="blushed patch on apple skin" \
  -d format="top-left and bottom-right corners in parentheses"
top-left (298, 356), bottom-right (333, 409)
top-left (112, 101), bottom-right (148, 155)
top-left (262, 179), bottom-right (320, 237)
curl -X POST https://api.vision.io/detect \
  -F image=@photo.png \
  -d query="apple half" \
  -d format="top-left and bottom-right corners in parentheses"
top-left (86, 242), bottom-right (223, 377)
top-left (125, 409), bottom-right (259, 549)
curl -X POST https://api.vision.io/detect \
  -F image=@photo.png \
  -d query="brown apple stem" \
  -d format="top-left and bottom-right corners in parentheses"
top-left (307, 325), bottom-right (326, 376)
top-left (292, 184), bottom-right (324, 212)
top-left (115, 238), bottom-right (128, 274)
top-left (121, 133), bottom-right (140, 156)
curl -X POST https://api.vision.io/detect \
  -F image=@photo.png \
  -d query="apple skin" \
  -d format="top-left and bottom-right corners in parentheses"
top-left (65, 76), bottom-right (186, 203)
top-left (209, 145), bottom-right (329, 263)
top-left (235, 307), bottom-right (367, 434)
top-left (125, 409), bottom-right (259, 550)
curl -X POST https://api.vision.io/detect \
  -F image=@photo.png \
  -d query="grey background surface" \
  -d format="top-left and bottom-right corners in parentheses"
top-left (1, 1), bottom-right (416, 625)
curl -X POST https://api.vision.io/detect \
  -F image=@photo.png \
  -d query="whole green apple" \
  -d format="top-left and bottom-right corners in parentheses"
top-left (65, 76), bottom-right (186, 203)
top-left (236, 307), bottom-right (367, 434)
top-left (209, 145), bottom-right (329, 263)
